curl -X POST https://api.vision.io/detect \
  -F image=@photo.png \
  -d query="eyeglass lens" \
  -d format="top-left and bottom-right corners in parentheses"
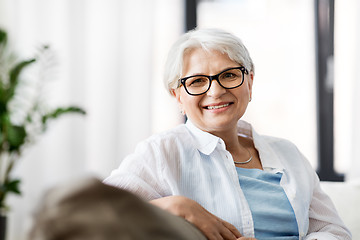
top-left (184, 68), bottom-right (244, 95)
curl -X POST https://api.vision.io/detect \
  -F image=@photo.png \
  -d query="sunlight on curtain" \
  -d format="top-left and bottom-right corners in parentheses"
top-left (0, 0), bottom-right (183, 239)
top-left (198, 0), bottom-right (317, 168)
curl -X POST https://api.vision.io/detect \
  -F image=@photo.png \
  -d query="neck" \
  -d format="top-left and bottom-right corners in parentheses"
top-left (209, 126), bottom-right (253, 164)
top-left (210, 127), bottom-right (240, 152)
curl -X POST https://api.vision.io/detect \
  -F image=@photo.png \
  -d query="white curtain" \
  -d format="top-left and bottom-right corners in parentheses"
top-left (0, 0), bottom-right (184, 239)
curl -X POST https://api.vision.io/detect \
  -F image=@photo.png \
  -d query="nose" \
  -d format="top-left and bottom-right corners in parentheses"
top-left (206, 79), bottom-right (226, 98)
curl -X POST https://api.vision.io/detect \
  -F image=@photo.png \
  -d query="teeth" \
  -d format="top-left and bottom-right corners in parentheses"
top-left (207, 103), bottom-right (230, 110)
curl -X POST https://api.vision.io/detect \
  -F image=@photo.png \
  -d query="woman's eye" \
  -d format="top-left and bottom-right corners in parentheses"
top-left (188, 77), bottom-right (207, 86)
top-left (224, 73), bottom-right (235, 78)
top-left (222, 70), bottom-right (242, 80)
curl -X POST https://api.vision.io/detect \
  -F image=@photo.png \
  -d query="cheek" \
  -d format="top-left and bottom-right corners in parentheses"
top-left (233, 88), bottom-right (249, 101)
top-left (181, 95), bottom-right (201, 111)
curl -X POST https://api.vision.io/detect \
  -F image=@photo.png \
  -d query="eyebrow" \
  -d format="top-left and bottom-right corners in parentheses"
top-left (183, 66), bottom-right (241, 78)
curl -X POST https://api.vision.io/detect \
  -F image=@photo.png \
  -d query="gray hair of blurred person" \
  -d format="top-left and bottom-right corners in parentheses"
top-left (164, 28), bottom-right (255, 94)
top-left (28, 178), bottom-right (206, 240)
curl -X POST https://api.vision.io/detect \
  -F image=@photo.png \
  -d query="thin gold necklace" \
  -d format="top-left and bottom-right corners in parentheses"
top-left (234, 148), bottom-right (253, 164)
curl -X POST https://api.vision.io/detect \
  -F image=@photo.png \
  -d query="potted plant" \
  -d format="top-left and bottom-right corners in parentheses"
top-left (0, 28), bottom-right (86, 240)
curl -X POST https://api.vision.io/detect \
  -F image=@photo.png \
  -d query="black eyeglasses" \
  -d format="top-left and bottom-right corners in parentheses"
top-left (178, 66), bottom-right (249, 96)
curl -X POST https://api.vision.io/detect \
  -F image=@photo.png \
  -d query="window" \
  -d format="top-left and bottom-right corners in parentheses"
top-left (196, 0), bottom-right (318, 168)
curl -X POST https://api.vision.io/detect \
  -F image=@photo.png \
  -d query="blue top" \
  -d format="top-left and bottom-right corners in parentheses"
top-left (236, 167), bottom-right (299, 240)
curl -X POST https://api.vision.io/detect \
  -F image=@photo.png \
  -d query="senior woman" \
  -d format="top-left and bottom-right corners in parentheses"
top-left (104, 28), bottom-right (351, 240)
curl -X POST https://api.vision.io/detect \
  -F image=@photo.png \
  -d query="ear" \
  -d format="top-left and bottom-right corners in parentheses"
top-left (170, 89), bottom-right (177, 97)
top-left (247, 71), bottom-right (254, 100)
top-left (171, 88), bottom-right (182, 104)
top-left (171, 88), bottom-right (186, 115)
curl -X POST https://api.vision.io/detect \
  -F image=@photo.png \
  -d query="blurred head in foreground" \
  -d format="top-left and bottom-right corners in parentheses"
top-left (28, 177), bottom-right (205, 240)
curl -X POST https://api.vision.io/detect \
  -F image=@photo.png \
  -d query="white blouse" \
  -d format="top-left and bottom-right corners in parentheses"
top-left (104, 120), bottom-right (351, 240)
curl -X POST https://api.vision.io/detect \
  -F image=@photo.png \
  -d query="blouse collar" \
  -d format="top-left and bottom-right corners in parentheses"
top-left (185, 120), bottom-right (222, 155)
top-left (185, 119), bottom-right (285, 172)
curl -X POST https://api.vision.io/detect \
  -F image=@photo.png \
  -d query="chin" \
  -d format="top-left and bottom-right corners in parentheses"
top-left (205, 121), bottom-right (237, 132)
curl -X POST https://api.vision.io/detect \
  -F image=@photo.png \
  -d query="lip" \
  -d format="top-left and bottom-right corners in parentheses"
top-left (203, 102), bottom-right (233, 111)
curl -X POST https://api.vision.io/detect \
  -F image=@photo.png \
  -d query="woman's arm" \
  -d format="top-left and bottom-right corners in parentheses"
top-left (150, 196), bottom-right (256, 240)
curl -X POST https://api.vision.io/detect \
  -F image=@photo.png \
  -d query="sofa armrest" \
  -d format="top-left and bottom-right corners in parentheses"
top-left (320, 181), bottom-right (360, 239)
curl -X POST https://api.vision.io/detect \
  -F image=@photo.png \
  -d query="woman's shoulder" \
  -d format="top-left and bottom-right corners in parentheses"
top-left (135, 124), bottom-right (193, 152)
top-left (259, 134), bottom-right (315, 171)
top-left (258, 133), bottom-right (305, 158)
top-left (146, 124), bottom-right (189, 141)
top-left (249, 124), bottom-right (310, 163)
top-left (260, 134), bottom-right (298, 149)
top-left (117, 124), bottom-right (192, 171)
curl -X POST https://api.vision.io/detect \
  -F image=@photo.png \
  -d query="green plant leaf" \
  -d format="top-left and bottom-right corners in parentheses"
top-left (0, 132), bottom-right (3, 146)
top-left (0, 29), bottom-right (7, 46)
top-left (41, 106), bottom-right (86, 127)
top-left (6, 123), bottom-right (27, 151)
top-left (6, 58), bottom-right (36, 102)
top-left (0, 80), bottom-right (4, 102)
top-left (6, 179), bottom-right (21, 195)
top-left (0, 179), bottom-right (21, 210)
top-left (0, 101), bottom-right (5, 116)
top-left (0, 179), bottom-right (21, 196)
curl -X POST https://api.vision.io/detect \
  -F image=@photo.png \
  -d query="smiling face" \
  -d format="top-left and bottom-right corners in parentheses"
top-left (173, 48), bottom-right (254, 135)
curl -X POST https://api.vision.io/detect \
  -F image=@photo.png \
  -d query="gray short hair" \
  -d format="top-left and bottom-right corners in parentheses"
top-left (164, 28), bottom-right (255, 94)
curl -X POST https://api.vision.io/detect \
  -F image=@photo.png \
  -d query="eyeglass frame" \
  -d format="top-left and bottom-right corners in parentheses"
top-left (178, 66), bottom-right (249, 96)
